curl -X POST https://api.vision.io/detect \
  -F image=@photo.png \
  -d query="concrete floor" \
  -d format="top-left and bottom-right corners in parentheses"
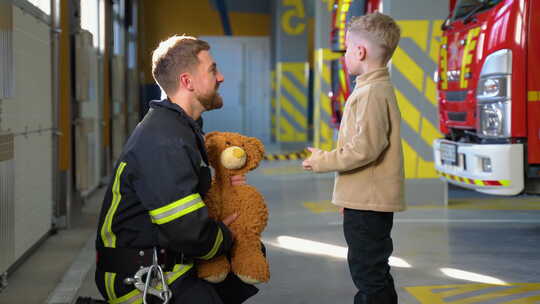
top-left (1, 160), bottom-right (540, 304)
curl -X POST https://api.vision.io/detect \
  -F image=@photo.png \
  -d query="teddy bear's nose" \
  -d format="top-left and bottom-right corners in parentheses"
top-left (233, 148), bottom-right (246, 159)
top-left (221, 146), bottom-right (247, 170)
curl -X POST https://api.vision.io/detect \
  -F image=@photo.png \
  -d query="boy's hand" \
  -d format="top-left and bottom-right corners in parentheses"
top-left (230, 175), bottom-right (247, 186)
top-left (302, 159), bottom-right (313, 171)
top-left (302, 147), bottom-right (321, 171)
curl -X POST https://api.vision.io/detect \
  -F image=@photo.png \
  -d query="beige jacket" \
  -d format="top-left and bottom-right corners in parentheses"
top-left (311, 67), bottom-right (405, 212)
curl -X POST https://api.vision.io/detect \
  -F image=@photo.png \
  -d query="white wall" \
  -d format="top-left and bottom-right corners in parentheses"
top-left (2, 5), bottom-right (53, 259)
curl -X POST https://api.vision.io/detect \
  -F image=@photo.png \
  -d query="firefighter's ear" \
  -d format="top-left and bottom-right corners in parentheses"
top-left (179, 73), bottom-right (193, 91)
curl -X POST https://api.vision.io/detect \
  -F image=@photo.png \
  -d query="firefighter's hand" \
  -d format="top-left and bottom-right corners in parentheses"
top-left (222, 213), bottom-right (239, 239)
top-left (339, 207), bottom-right (344, 216)
top-left (230, 175), bottom-right (247, 186)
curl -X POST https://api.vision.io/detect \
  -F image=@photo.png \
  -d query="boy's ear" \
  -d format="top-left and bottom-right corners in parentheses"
top-left (358, 45), bottom-right (367, 61)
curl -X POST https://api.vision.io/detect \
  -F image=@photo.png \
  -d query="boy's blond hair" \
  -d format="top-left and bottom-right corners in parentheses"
top-left (347, 12), bottom-right (401, 63)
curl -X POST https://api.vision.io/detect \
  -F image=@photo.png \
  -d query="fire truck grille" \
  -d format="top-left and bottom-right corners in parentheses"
top-left (445, 91), bottom-right (468, 102)
top-left (448, 112), bottom-right (467, 122)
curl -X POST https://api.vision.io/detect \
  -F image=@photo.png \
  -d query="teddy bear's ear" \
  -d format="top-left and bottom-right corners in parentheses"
top-left (244, 137), bottom-right (265, 170)
top-left (205, 132), bottom-right (222, 167)
top-left (205, 132), bottom-right (220, 149)
top-left (251, 137), bottom-right (265, 159)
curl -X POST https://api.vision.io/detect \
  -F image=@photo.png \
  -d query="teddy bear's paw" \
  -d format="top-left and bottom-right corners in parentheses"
top-left (237, 274), bottom-right (262, 285)
top-left (202, 272), bottom-right (228, 283)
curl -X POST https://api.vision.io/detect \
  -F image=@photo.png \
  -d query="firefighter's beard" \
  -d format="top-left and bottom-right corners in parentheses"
top-left (197, 88), bottom-right (223, 111)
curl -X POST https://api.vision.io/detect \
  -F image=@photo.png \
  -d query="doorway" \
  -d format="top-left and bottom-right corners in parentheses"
top-left (200, 36), bottom-right (271, 143)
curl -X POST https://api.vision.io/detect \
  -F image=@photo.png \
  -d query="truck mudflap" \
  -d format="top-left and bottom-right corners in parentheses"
top-left (433, 139), bottom-right (524, 195)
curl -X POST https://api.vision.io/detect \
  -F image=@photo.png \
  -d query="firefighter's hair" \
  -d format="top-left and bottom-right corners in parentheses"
top-left (347, 13), bottom-right (401, 63)
top-left (151, 35), bottom-right (210, 96)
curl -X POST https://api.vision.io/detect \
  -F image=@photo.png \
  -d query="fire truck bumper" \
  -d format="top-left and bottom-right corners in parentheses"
top-left (433, 139), bottom-right (524, 195)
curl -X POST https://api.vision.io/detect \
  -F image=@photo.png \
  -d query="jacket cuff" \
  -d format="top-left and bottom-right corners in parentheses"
top-left (311, 149), bottom-right (331, 173)
top-left (216, 221), bottom-right (234, 254)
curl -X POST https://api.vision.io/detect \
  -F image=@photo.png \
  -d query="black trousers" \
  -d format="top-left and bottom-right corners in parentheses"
top-left (95, 269), bottom-right (258, 304)
top-left (343, 208), bottom-right (398, 304)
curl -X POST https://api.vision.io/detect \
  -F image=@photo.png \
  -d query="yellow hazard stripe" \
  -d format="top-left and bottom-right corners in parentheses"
top-left (393, 46), bottom-right (425, 92)
top-left (280, 96), bottom-right (308, 129)
top-left (282, 74), bottom-right (307, 108)
top-left (276, 62), bottom-right (308, 142)
top-left (282, 63), bottom-right (308, 86)
top-left (395, 89), bottom-right (421, 132)
top-left (100, 162), bottom-right (127, 248)
top-left (199, 228), bottom-right (224, 260)
top-left (436, 170), bottom-right (511, 187)
top-left (149, 193), bottom-right (206, 225)
top-left (279, 116), bottom-right (298, 141)
top-left (263, 149), bottom-right (310, 161)
top-left (429, 20), bottom-right (444, 63)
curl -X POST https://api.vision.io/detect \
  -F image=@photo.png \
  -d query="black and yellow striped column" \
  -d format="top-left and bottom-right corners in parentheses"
top-left (391, 19), bottom-right (444, 179)
top-left (273, 0), bottom-right (309, 144)
top-left (275, 62), bottom-right (309, 142)
top-left (381, 0), bottom-right (449, 205)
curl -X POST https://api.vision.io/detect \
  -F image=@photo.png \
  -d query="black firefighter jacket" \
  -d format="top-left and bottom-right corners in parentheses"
top-left (94, 99), bottom-right (233, 303)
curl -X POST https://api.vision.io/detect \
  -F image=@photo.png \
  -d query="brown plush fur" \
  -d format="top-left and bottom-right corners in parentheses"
top-left (197, 131), bottom-right (270, 284)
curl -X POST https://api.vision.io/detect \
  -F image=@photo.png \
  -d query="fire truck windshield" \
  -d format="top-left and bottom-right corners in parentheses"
top-left (452, 0), bottom-right (504, 20)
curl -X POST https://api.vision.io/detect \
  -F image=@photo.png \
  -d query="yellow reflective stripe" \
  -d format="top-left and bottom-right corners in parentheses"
top-left (109, 264), bottom-right (194, 304)
top-left (460, 27), bottom-right (481, 88)
top-left (105, 272), bottom-right (116, 300)
top-left (108, 289), bottom-right (141, 304)
top-left (101, 162), bottom-right (127, 248)
top-left (199, 228), bottom-right (224, 260)
top-left (440, 36), bottom-right (448, 90)
top-left (528, 91), bottom-right (539, 102)
top-left (149, 194), bottom-right (206, 225)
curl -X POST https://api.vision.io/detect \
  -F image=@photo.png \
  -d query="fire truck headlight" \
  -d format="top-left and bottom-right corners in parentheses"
top-left (478, 101), bottom-right (510, 138)
top-left (477, 50), bottom-right (512, 138)
top-left (477, 75), bottom-right (510, 101)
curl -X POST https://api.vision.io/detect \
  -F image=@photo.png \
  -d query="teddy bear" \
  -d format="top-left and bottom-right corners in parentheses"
top-left (196, 131), bottom-right (270, 285)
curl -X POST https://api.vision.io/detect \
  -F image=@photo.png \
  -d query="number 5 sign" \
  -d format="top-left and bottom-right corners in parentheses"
top-left (281, 0), bottom-right (306, 35)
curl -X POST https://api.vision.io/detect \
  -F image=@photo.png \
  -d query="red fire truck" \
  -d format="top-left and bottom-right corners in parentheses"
top-left (330, 0), bottom-right (381, 127)
top-left (433, 0), bottom-right (540, 195)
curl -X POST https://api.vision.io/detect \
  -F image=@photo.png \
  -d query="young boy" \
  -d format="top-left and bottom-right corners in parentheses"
top-left (302, 13), bottom-right (405, 304)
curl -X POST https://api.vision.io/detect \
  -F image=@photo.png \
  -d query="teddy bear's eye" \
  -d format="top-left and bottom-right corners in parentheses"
top-left (225, 141), bottom-right (231, 146)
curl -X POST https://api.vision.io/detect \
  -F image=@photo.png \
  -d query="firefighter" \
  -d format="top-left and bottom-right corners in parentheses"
top-left (94, 35), bottom-right (258, 304)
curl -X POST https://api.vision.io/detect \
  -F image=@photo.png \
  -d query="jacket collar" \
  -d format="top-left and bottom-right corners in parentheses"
top-left (354, 67), bottom-right (390, 89)
top-left (149, 99), bottom-right (204, 131)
